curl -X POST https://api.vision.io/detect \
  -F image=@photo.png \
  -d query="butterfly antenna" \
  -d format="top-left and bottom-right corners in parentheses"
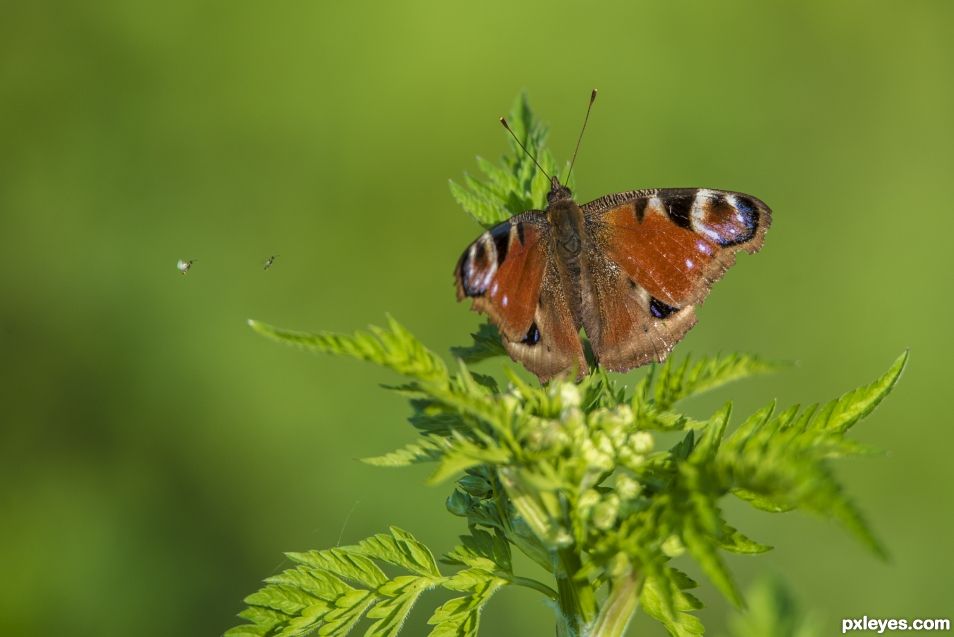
top-left (564, 88), bottom-right (598, 186)
top-left (499, 117), bottom-right (551, 181)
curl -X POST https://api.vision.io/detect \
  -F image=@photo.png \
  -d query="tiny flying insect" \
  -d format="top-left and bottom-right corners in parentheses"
top-left (177, 258), bottom-right (195, 274)
top-left (263, 255), bottom-right (278, 270)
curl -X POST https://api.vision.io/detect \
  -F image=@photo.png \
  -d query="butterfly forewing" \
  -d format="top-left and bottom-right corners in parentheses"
top-left (583, 189), bottom-right (771, 307)
top-left (455, 213), bottom-right (549, 342)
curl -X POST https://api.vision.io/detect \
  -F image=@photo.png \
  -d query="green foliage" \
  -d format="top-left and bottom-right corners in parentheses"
top-left (450, 323), bottom-right (506, 364)
top-left (722, 577), bottom-right (817, 637)
top-left (227, 527), bottom-right (508, 637)
top-left (233, 312), bottom-right (906, 636)
top-left (448, 92), bottom-right (574, 227)
top-left (231, 97), bottom-right (907, 637)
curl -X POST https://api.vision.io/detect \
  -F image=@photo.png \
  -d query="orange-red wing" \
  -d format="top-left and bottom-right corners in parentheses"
top-left (583, 189), bottom-right (771, 307)
top-left (580, 243), bottom-right (698, 371)
top-left (455, 213), bottom-right (549, 342)
top-left (502, 257), bottom-right (588, 382)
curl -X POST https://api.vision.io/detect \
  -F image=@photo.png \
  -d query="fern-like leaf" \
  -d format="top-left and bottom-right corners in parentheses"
top-left (228, 529), bottom-right (450, 637)
top-left (247, 316), bottom-right (447, 385)
top-left (450, 322), bottom-right (506, 364)
top-left (448, 92), bottom-right (570, 228)
top-left (654, 353), bottom-right (784, 411)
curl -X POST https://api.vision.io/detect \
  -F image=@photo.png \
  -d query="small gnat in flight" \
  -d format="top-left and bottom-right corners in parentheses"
top-left (263, 255), bottom-right (278, 270)
top-left (177, 259), bottom-right (195, 274)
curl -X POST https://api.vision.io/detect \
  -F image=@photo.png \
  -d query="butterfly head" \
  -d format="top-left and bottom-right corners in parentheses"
top-left (547, 175), bottom-right (573, 205)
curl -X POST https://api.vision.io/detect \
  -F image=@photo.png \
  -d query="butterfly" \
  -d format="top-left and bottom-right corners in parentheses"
top-left (454, 93), bottom-right (771, 382)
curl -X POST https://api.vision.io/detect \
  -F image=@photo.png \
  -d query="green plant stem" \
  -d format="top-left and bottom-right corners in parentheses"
top-left (510, 575), bottom-right (559, 601)
top-left (587, 570), bottom-right (641, 637)
top-left (555, 547), bottom-right (597, 635)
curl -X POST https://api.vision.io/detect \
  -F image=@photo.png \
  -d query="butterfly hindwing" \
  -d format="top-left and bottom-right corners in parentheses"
top-left (581, 239), bottom-right (698, 371)
top-left (456, 212), bottom-right (587, 381)
top-left (501, 255), bottom-right (588, 382)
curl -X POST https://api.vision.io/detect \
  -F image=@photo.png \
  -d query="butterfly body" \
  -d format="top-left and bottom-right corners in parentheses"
top-left (455, 177), bottom-right (771, 382)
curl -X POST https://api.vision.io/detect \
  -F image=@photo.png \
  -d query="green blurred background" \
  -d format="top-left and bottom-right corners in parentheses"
top-left (1, 1), bottom-right (951, 635)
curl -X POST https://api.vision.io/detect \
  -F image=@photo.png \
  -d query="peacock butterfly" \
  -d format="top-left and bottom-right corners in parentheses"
top-left (454, 91), bottom-right (772, 382)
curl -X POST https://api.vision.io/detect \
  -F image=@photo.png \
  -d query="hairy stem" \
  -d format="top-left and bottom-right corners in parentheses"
top-left (587, 567), bottom-right (641, 637)
top-left (554, 546), bottom-right (598, 635)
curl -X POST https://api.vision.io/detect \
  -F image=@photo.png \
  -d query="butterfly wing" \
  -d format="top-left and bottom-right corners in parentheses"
top-left (580, 188), bottom-right (771, 371)
top-left (455, 212), bottom-right (586, 381)
top-left (499, 253), bottom-right (588, 382)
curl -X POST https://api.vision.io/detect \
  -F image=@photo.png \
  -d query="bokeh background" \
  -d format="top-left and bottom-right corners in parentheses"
top-left (2, 1), bottom-right (952, 635)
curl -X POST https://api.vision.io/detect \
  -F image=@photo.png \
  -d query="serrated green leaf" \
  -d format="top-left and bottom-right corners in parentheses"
top-left (443, 528), bottom-right (513, 574)
top-left (731, 488), bottom-right (795, 513)
top-left (717, 356), bottom-right (907, 558)
top-left (248, 316), bottom-right (447, 385)
top-left (809, 351), bottom-right (908, 433)
top-left (683, 523), bottom-right (744, 607)
top-left (719, 523), bottom-right (773, 554)
top-left (426, 573), bottom-right (506, 637)
top-left (427, 436), bottom-right (511, 485)
top-left (640, 567), bottom-right (705, 637)
top-left (448, 92), bottom-right (567, 233)
top-left (229, 528), bottom-right (447, 637)
top-left (288, 548), bottom-right (388, 589)
top-left (355, 527), bottom-right (442, 578)
top-left (690, 403), bottom-right (732, 463)
top-left (654, 353), bottom-right (784, 411)
top-left (319, 590), bottom-right (375, 636)
top-left (474, 156), bottom-right (517, 194)
top-left (365, 576), bottom-right (432, 637)
top-left (449, 178), bottom-right (509, 227)
top-left (362, 437), bottom-right (445, 468)
top-left (245, 583), bottom-right (322, 615)
top-left (450, 322), bottom-right (506, 364)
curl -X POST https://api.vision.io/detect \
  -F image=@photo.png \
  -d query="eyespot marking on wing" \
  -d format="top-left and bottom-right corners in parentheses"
top-left (691, 190), bottom-right (759, 247)
top-left (649, 297), bottom-right (679, 319)
top-left (521, 322), bottom-right (541, 346)
top-left (459, 233), bottom-right (497, 297)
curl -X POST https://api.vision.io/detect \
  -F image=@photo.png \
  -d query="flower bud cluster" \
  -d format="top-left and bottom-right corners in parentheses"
top-left (540, 381), bottom-right (657, 535)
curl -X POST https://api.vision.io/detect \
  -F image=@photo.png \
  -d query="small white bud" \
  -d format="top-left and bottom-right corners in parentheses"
top-left (616, 474), bottom-right (642, 500)
top-left (559, 382), bottom-right (581, 409)
top-left (592, 494), bottom-right (620, 530)
top-left (578, 489), bottom-right (600, 512)
top-left (631, 431), bottom-right (654, 454)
